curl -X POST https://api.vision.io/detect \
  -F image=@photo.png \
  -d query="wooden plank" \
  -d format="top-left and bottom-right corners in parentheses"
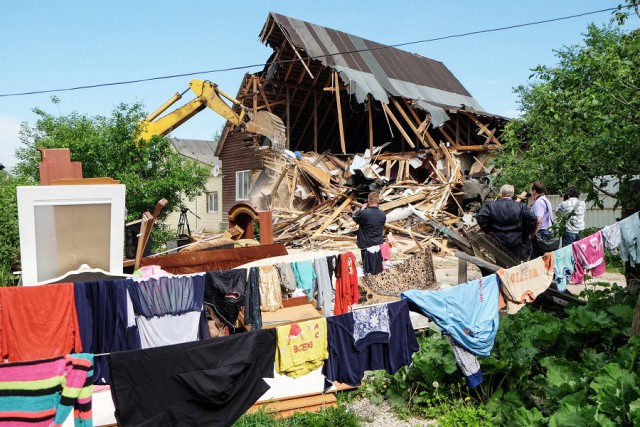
top-left (381, 103), bottom-right (415, 148)
top-left (384, 223), bottom-right (454, 255)
top-left (467, 231), bottom-right (519, 268)
top-left (426, 219), bottom-right (472, 253)
top-left (275, 197), bottom-right (335, 232)
top-left (390, 98), bottom-right (432, 149)
top-left (334, 71), bottom-right (346, 154)
top-left (461, 111), bottom-right (501, 145)
top-left (313, 91), bottom-right (318, 152)
top-left (257, 83), bottom-right (273, 113)
top-left (455, 250), bottom-right (500, 272)
top-left (313, 193), bottom-right (356, 237)
top-left (368, 94), bottom-right (374, 154)
top-left (378, 191), bottom-right (425, 211)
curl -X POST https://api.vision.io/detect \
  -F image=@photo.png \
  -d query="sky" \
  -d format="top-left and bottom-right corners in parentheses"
top-left (1, 1), bottom-right (635, 170)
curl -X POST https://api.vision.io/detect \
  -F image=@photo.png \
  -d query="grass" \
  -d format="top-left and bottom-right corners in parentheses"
top-left (233, 404), bottom-right (362, 427)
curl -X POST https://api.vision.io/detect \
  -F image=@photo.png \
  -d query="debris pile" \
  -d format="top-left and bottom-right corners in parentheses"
top-left (248, 148), bottom-right (476, 256)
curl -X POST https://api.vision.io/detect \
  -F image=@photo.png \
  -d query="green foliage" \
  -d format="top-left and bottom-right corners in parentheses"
top-left (232, 405), bottom-right (361, 427)
top-left (14, 102), bottom-right (210, 224)
top-left (363, 284), bottom-right (639, 425)
top-left (0, 172), bottom-right (33, 285)
top-left (494, 24), bottom-right (640, 209)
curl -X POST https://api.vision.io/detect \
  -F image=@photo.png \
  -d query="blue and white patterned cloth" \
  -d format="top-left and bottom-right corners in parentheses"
top-left (352, 304), bottom-right (390, 344)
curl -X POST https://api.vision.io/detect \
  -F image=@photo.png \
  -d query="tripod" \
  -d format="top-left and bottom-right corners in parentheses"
top-left (177, 207), bottom-right (200, 237)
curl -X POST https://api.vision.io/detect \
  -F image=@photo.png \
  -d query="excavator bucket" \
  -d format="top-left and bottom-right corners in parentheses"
top-left (245, 111), bottom-right (287, 150)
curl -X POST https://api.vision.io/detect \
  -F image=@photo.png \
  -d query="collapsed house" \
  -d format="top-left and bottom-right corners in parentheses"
top-left (215, 12), bottom-right (506, 252)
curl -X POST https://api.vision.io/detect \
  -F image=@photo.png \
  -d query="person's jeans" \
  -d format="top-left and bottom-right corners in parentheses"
top-left (562, 231), bottom-right (580, 247)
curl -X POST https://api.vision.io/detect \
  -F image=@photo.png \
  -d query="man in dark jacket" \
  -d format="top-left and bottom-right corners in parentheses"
top-left (475, 184), bottom-right (537, 261)
top-left (353, 192), bottom-right (386, 274)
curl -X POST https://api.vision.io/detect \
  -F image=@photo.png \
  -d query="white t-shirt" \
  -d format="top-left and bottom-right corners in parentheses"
top-left (556, 197), bottom-right (586, 232)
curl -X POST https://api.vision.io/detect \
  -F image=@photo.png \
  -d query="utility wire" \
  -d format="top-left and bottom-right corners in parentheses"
top-left (0, 7), bottom-right (617, 98)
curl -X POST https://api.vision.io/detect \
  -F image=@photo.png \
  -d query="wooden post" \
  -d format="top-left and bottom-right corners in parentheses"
top-left (286, 87), bottom-right (291, 148)
top-left (368, 94), bottom-right (374, 154)
top-left (252, 77), bottom-right (258, 117)
top-left (334, 71), bottom-right (346, 154)
top-left (457, 258), bottom-right (468, 284)
top-left (313, 91), bottom-right (318, 152)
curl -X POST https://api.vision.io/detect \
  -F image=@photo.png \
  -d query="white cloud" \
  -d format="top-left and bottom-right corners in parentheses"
top-left (500, 108), bottom-right (521, 119)
top-left (0, 116), bottom-right (22, 170)
top-left (483, 79), bottom-right (502, 86)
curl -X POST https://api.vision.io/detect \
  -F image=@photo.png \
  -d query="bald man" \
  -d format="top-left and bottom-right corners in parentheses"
top-left (475, 184), bottom-right (537, 261)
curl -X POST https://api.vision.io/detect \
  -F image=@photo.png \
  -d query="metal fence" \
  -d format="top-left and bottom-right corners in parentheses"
top-left (546, 195), bottom-right (620, 229)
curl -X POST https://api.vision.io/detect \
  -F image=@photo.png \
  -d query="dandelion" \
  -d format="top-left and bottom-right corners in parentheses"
top-left (465, 396), bottom-right (470, 402)
top-left (432, 381), bottom-right (439, 389)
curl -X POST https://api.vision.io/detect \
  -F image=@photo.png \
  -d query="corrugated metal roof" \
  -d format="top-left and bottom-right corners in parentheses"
top-left (262, 12), bottom-right (487, 126)
top-left (170, 138), bottom-right (219, 166)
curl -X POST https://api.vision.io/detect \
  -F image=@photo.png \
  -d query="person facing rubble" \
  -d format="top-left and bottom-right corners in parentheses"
top-left (353, 192), bottom-right (386, 275)
top-left (555, 185), bottom-right (586, 247)
top-left (475, 184), bottom-right (537, 261)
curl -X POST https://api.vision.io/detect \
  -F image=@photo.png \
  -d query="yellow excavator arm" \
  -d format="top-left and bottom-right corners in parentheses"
top-left (138, 79), bottom-right (286, 148)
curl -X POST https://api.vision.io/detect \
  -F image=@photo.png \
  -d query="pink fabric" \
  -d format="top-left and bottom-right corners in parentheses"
top-left (571, 231), bottom-right (606, 283)
top-left (380, 242), bottom-right (391, 260)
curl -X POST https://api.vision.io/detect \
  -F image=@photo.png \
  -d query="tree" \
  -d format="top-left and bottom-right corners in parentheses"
top-left (14, 102), bottom-right (211, 224)
top-left (0, 172), bottom-right (32, 285)
top-left (494, 24), bottom-right (640, 209)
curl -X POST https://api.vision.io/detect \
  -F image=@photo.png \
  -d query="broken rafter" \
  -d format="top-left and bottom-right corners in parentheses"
top-left (381, 103), bottom-right (415, 149)
top-left (390, 98), bottom-right (433, 150)
top-left (333, 71), bottom-right (347, 155)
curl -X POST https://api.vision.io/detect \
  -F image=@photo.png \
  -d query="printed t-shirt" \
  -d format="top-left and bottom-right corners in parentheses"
top-left (275, 318), bottom-right (328, 378)
top-left (498, 253), bottom-right (555, 314)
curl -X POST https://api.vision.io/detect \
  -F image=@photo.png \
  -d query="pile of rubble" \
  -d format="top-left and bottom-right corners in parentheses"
top-left (247, 148), bottom-right (480, 256)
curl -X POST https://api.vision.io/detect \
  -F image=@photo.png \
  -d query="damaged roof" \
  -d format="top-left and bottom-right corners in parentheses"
top-left (261, 12), bottom-right (486, 126)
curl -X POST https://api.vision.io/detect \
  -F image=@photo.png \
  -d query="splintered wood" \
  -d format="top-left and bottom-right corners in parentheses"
top-left (256, 148), bottom-right (466, 256)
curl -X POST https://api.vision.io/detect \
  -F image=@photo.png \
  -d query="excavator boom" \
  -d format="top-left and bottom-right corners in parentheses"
top-left (139, 79), bottom-right (286, 148)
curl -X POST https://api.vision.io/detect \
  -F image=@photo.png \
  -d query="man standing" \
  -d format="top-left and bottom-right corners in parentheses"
top-left (556, 186), bottom-right (586, 247)
top-left (353, 192), bottom-right (386, 274)
top-left (529, 181), bottom-right (555, 258)
top-left (476, 184), bottom-right (537, 261)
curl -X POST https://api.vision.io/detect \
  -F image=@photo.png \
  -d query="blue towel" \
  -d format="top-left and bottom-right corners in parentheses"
top-left (402, 274), bottom-right (500, 357)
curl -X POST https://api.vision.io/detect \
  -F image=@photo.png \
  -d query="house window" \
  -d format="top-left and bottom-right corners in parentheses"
top-left (236, 170), bottom-right (250, 200)
top-left (207, 191), bottom-right (219, 213)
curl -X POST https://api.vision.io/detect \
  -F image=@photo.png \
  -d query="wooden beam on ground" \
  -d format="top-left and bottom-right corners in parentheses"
top-left (425, 219), bottom-right (472, 253)
top-left (467, 231), bottom-right (519, 268)
top-left (384, 223), bottom-right (454, 255)
top-left (274, 198), bottom-right (336, 232)
top-left (381, 103), bottom-right (415, 149)
top-left (455, 250), bottom-right (501, 272)
top-left (312, 193), bottom-right (356, 237)
top-left (334, 71), bottom-right (347, 154)
top-left (458, 257), bottom-right (468, 284)
top-left (379, 190), bottom-right (426, 211)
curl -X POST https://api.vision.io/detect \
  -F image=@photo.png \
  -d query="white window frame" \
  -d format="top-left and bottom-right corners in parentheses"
top-left (236, 170), bottom-right (250, 201)
top-left (207, 191), bottom-right (219, 213)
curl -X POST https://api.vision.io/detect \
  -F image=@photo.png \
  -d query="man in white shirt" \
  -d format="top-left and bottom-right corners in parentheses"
top-left (556, 186), bottom-right (586, 247)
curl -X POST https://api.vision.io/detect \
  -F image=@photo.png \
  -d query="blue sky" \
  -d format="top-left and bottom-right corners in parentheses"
top-left (1, 1), bottom-right (633, 169)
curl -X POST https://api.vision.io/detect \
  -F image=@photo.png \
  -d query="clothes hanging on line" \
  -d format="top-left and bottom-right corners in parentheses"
top-left (620, 212), bottom-right (640, 267)
top-left (127, 275), bottom-right (205, 318)
top-left (552, 245), bottom-right (575, 292)
top-left (204, 269), bottom-right (247, 332)
top-left (258, 266), bottom-right (283, 312)
top-left (447, 336), bottom-right (483, 389)
top-left (291, 260), bottom-right (317, 302)
top-left (0, 282), bottom-right (83, 363)
top-left (136, 311), bottom-right (203, 349)
top-left (244, 267), bottom-right (262, 330)
top-left (275, 317), bottom-right (328, 378)
top-left (601, 222), bottom-right (621, 256)
top-left (74, 279), bottom-right (140, 384)
top-left (334, 252), bottom-right (359, 315)
top-left (402, 274), bottom-right (500, 357)
top-left (498, 253), bottom-right (555, 314)
top-left (314, 256), bottom-right (335, 316)
top-left (361, 245), bottom-right (383, 275)
top-left (352, 304), bottom-right (390, 350)
top-left (109, 330), bottom-right (277, 427)
top-left (0, 353), bottom-right (93, 427)
top-left (275, 262), bottom-right (297, 293)
top-left (322, 300), bottom-right (418, 386)
top-left (571, 231), bottom-right (606, 283)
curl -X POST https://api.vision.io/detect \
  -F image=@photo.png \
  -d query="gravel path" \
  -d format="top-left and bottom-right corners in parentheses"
top-left (347, 398), bottom-right (436, 427)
